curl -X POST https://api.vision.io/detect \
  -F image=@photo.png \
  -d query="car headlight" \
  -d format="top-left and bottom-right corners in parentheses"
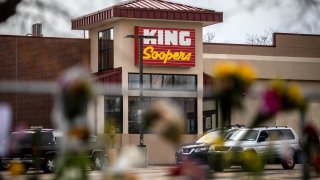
top-left (194, 147), bottom-right (208, 153)
top-left (176, 148), bottom-right (183, 153)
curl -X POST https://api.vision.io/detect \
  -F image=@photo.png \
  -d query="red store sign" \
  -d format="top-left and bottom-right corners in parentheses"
top-left (135, 26), bottom-right (195, 67)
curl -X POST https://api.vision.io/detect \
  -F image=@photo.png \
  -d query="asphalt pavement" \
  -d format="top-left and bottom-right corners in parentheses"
top-left (1, 164), bottom-right (320, 180)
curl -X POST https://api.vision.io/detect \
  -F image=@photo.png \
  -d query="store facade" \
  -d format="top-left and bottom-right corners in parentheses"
top-left (71, 0), bottom-right (223, 164)
top-left (71, 0), bottom-right (320, 164)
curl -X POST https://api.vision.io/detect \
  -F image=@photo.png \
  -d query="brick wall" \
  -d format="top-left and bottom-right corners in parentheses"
top-left (0, 35), bottom-right (90, 130)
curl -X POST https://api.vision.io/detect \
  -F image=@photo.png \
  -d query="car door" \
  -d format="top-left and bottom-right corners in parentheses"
top-left (279, 129), bottom-right (299, 152)
top-left (267, 130), bottom-right (282, 156)
top-left (255, 130), bottom-right (270, 155)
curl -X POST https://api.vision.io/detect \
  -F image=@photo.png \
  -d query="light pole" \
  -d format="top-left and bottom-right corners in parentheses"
top-left (125, 35), bottom-right (157, 147)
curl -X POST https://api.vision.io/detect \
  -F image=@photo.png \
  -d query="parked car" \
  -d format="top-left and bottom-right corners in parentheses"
top-left (0, 128), bottom-right (59, 173)
top-left (0, 128), bottom-right (105, 173)
top-left (53, 131), bottom-right (106, 171)
top-left (175, 128), bottom-right (239, 164)
top-left (207, 126), bottom-right (301, 171)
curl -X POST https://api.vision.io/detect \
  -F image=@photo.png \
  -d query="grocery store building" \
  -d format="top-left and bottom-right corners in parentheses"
top-left (70, 0), bottom-right (320, 164)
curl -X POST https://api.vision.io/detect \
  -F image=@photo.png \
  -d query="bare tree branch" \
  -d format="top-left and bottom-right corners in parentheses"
top-left (203, 31), bottom-right (215, 43)
top-left (0, 0), bottom-right (23, 23)
top-left (246, 29), bottom-right (275, 45)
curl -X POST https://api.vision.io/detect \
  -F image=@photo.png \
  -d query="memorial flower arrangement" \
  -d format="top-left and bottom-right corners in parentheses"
top-left (213, 61), bottom-right (256, 127)
top-left (54, 66), bottom-right (96, 180)
top-left (58, 66), bottom-right (94, 121)
top-left (143, 99), bottom-right (184, 145)
top-left (251, 80), bottom-right (307, 127)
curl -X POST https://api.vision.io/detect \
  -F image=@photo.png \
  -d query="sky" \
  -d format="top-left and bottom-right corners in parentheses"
top-left (0, 0), bottom-right (319, 44)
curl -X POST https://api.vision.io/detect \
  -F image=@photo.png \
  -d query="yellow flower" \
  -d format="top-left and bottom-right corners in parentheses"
top-left (212, 135), bottom-right (224, 146)
top-left (223, 151), bottom-right (234, 162)
top-left (9, 162), bottom-right (26, 176)
top-left (241, 151), bottom-right (264, 172)
top-left (213, 61), bottom-right (237, 78)
top-left (270, 80), bottom-right (285, 94)
top-left (287, 83), bottom-right (304, 105)
top-left (236, 63), bottom-right (256, 84)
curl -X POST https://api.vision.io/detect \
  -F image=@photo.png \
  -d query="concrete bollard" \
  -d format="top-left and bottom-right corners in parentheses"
top-left (108, 148), bottom-right (117, 165)
top-left (137, 146), bottom-right (148, 168)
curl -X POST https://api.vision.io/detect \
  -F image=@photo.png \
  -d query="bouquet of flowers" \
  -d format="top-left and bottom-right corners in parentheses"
top-left (251, 80), bottom-right (306, 127)
top-left (213, 61), bottom-right (256, 127)
top-left (54, 66), bottom-right (96, 180)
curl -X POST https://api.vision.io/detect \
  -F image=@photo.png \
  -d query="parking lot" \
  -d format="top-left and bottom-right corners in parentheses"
top-left (1, 164), bottom-right (320, 180)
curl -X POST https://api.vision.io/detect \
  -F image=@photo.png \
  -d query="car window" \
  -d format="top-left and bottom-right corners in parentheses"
top-left (12, 132), bottom-right (33, 146)
top-left (53, 130), bottom-right (63, 144)
top-left (266, 130), bottom-right (281, 141)
top-left (41, 132), bottom-right (54, 145)
top-left (225, 132), bottom-right (234, 140)
top-left (259, 130), bottom-right (269, 141)
top-left (280, 129), bottom-right (295, 140)
top-left (229, 130), bottom-right (259, 141)
top-left (225, 129), bottom-right (238, 140)
top-left (196, 131), bottom-right (221, 144)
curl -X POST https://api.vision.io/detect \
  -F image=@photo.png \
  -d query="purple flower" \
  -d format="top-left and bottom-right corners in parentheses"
top-left (261, 89), bottom-right (282, 116)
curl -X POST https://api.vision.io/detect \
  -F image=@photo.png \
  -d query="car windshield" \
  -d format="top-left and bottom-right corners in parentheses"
top-left (12, 132), bottom-right (34, 145)
top-left (228, 129), bottom-right (259, 141)
top-left (196, 130), bottom-right (222, 144)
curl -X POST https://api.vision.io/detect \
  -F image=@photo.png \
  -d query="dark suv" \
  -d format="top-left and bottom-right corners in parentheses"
top-left (175, 128), bottom-right (239, 164)
top-left (0, 129), bottom-right (58, 173)
top-left (0, 128), bottom-right (105, 173)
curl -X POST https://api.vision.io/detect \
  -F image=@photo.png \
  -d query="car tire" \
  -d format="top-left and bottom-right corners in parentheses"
top-left (90, 153), bottom-right (104, 171)
top-left (282, 152), bottom-right (295, 170)
top-left (42, 155), bottom-right (57, 173)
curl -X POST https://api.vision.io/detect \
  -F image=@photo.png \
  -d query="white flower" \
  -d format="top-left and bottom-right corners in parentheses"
top-left (109, 146), bottom-right (146, 172)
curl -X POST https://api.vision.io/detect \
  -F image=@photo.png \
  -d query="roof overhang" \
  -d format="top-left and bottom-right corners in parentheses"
top-left (72, 6), bottom-right (223, 30)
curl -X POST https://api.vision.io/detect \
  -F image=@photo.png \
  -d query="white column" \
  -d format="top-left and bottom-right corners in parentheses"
top-left (123, 95), bottom-right (129, 134)
top-left (197, 73), bottom-right (204, 135)
top-left (97, 95), bottom-right (105, 134)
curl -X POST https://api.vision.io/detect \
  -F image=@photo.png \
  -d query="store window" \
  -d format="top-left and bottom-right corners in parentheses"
top-left (128, 74), bottom-right (151, 89)
top-left (203, 98), bottom-right (217, 132)
top-left (98, 28), bottom-right (114, 71)
top-left (128, 73), bottom-right (196, 91)
top-left (128, 97), bottom-right (197, 134)
top-left (174, 75), bottom-right (196, 90)
top-left (105, 96), bottom-right (122, 133)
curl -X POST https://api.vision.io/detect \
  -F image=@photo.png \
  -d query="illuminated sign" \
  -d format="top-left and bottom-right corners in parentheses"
top-left (135, 26), bottom-right (195, 67)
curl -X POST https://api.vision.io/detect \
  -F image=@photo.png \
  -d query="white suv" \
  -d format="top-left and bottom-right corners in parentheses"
top-left (207, 127), bottom-right (301, 171)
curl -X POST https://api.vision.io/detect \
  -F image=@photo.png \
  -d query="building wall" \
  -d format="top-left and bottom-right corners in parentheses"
top-left (203, 33), bottom-right (320, 58)
top-left (203, 33), bottom-right (320, 136)
top-left (0, 35), bottom-right (90, 129)
top-left (89, 19), bottom-right (204, 164)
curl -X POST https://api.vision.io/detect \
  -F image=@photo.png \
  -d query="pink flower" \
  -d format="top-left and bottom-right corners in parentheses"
top-left (314, 154), bottom-right (320, 173)
top-left (169, 160), bottom-right (207, 180)
top-left (261, 89), bottom-right (282, 116)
